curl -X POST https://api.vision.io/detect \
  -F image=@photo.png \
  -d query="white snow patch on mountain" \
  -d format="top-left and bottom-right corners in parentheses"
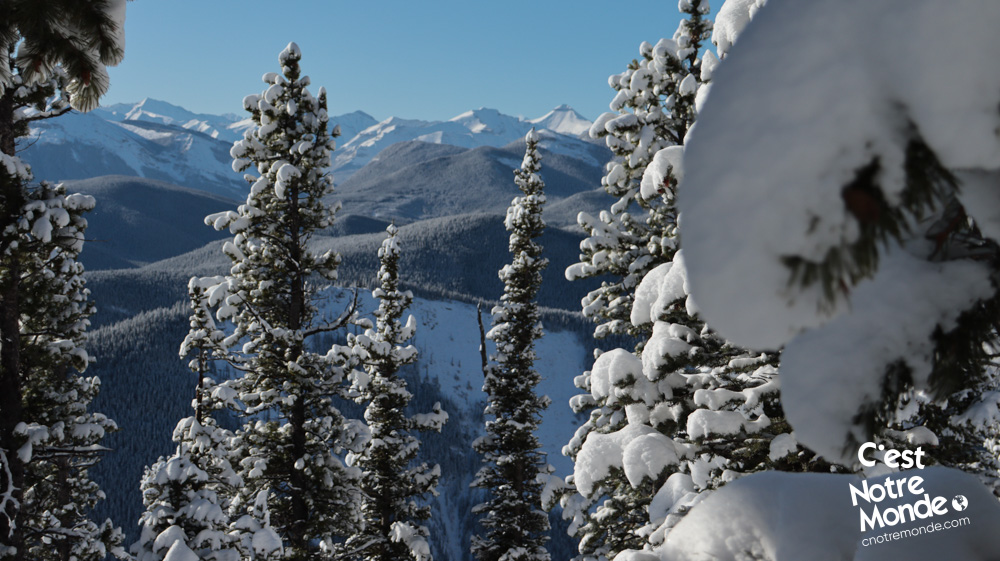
top-left (530, 104), bottom-right (593, 137)
top-left (25, 111), bottom-right (245, 199)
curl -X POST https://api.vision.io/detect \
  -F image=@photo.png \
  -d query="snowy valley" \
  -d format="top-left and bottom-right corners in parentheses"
top-left (20, 98), bottom-right (611, 561)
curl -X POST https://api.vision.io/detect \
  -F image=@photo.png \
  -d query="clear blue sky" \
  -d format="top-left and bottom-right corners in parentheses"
top-left (105, 1), bottom-right (719, 122)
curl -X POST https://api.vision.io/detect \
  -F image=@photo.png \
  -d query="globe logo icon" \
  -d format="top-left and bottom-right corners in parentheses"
top-left (953, 495), bottom-right (969, 511)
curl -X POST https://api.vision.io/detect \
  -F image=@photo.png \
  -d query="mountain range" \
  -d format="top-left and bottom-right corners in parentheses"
top-left (22, 98), bottom-right (603, 205)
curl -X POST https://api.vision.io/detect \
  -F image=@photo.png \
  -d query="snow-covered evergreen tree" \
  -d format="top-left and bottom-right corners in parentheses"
top-left (612, 1), bottom-right (1000, 558)
top-left (556, 4), bottom-right (839, 560)
top-left (346, 225), bottom-right (447, 561)
top-left (131, 279), bottom-right (244, 561)
top-left (14, 183), bottom-right (124, 561)
top-left (555, 6), bottom-right (712, 560)
top-left (472, 129), bottom-right (552, 561)
top-left (0, 4), bottom-right (127, 558)
top-left (566, 0), bottom-right (712, 342)
top-left (196, 42), bottom-right (366, 561)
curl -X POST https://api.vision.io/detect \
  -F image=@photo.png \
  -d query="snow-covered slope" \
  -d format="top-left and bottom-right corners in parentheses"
top-left (24, 106), bottom-right (378, 199)
top-left (24, 111), bottom-right (246, 199)
top-left (96, 97), bottom-right (250, 143)
top-left (97, 98), bottom-right (381, 147)
top-left (530, 104), bottom-right (593, 138)
top-left (86, 275), bottom-right (589, 561)
top-left (334, 138), bottom-right (610, 227)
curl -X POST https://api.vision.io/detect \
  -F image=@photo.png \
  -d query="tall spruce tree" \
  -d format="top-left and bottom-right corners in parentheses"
top-left (198, 42), bottom-right (365, 561)
top-left (0, 3), bottom-right (128, 559)
top-left (15, 183), bottom-right (124, 561)
top-left (556, 6), bottom-right (712, 560)
top-left (566, 0), bottom-right (712, 343)
top-left (472, 129), bottom-right (552, 561)
top-left (346, 225), bottom-right (447, 561)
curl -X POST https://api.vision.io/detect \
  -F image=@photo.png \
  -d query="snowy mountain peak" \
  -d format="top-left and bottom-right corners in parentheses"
top-left (95, 98), bottom-right (249, 143)
top-left (448, 107), bottom-right (516, 133)
top-left (449, 107), bottom-right (504, 121)
top-left (529, 105), bottom-right (592, 137)
top-left (116, 98), bottom-right (238, 126)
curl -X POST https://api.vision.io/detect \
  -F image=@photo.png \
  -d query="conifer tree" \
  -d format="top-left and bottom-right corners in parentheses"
top-left (131, 279), bottom-right (244, 561)
top-left (14, 183), bottom-right (124, 561)
top-left (566, 0), bottom-right (712, 342)
top-left (0, 3), bottom-right (128, 558)
top-left (556, 4), bottom-right (831, 560)
top-left (472, 129), bottom-right (552, 561)
top-left (197, 42), bottom-right (365, 561)
top-left (555, 6), bottom-right (712, 560)
top-left (347, 225), bottom-right (447, 561)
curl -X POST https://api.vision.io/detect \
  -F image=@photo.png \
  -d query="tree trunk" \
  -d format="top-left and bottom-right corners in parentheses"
top-left (0, 88), bottom-right (24, 561)
top-left (286, 184), bottom-right (308, 556)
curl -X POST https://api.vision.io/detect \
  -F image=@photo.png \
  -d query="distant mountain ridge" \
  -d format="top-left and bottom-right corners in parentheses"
top-left (335, 138), bottom-right (610, 226)
top-left (334, 105), bottom-right (598, 178)
top-left (96, 97), bottom-right (250, 143)
top-left (23, 99), bottom-right (600, 194)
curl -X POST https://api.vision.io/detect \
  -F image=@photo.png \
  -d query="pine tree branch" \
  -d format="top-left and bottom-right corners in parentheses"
top-left (339, 537), bottom-right (381, 558)
top-left (16, 105), bottom-right (71, 124)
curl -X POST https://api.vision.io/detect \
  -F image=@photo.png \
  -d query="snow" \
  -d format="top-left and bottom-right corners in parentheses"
top-left (686, 409), bottom-right (767, 440)
top-left (589, 348), bottom-right (643, 403)
top-left (103, 97), bottom-right (248, 143)
top-left (712, 0), bottom-right (766, 58)
top-left (681, 0), bottom-right (1000, 350)
top-left (574, 424), bottom-right (662, 496)
top-left (529, 105), bottom-right (593, 137)
top-left (630, 254), bottom-right (690, 328)
top-left (390, 522), bottom-right (432, 561)
top-left (677, 0), bottom-right (1000, 464)
top-left (251, 528), bottom-right (282, 556)
top-left (768, 433), bottom-right (798, 461)
top-left (778, 250), bottom-right (992, 463)
top-left (648, 472), bottom-right (699, 527)
top-left (622, 433), bottom-right (679, 488)
top-left (27, 111), bottom-right (245, 199)
top-left (161, 541), bottom-right (198, 561)
top-left (653, 467), bottom-right (1000, 561)
top-left (639, 146), bottom-right (683, 201)
top-left (152, 525), bottom-right (187, 553)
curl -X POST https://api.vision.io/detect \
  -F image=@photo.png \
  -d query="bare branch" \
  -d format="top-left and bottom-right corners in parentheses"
top-left (477, 301), bottom-right (488, 377)
top-left (0, 448), bottom-right (18, 539)
top-left (303, 288), bottom-right (358, 338)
